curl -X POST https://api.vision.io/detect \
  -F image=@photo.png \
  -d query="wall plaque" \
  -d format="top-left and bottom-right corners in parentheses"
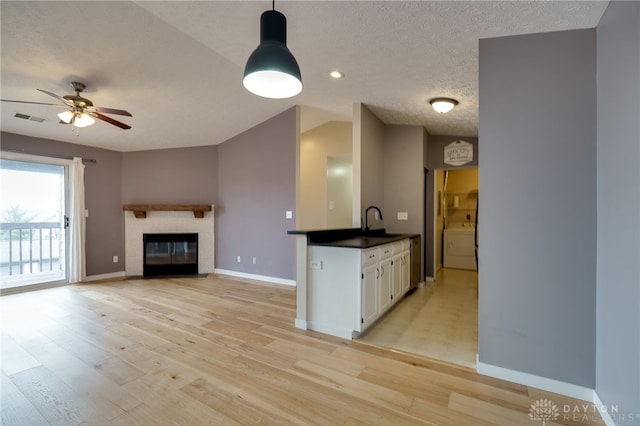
top-left (444, 140), bottom-right (473, 166)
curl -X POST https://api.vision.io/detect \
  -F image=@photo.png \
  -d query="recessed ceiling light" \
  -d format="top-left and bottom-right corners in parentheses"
top-left (329, 70), bottom-right (345, 79)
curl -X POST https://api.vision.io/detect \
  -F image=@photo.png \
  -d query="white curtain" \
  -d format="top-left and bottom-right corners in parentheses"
top-left (69, 157), bottom-right (86, 283)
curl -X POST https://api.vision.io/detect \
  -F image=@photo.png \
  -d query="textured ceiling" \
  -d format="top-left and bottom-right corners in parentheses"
top-left (0, 1), bottom-right (608, 152)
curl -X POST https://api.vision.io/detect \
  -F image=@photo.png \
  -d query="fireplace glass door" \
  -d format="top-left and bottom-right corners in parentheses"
top-left (143, 233), bottom-right (198, 277)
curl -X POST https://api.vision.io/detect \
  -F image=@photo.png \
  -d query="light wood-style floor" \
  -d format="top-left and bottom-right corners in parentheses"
top-left (359, 268), bottom-right (478, 368)
top-left (1, 275), bottom-right (604, 425)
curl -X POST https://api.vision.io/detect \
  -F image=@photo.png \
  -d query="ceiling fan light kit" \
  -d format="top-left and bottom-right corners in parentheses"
top-left (57, 110), bottom-right (75, 124)
top-left (430, 97), bottom-right (458, 113)
top-left (73, 112), bottom-right (96, 128)
top-left (1, 81), bottom-right (132, 130)
top-left (243, 3), bottom-right (303, 99)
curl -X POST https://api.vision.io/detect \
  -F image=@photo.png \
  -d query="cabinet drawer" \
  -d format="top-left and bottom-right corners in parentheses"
top-left (379, 245), bottom-right (392, 258)
top-left (362, 248), bottom-right (379, 265)
top-left (391, 240), bottom-right (410, 255)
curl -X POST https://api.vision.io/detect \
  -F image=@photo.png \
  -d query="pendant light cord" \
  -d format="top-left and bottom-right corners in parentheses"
top-left (272, 0), bottom-right (275, 10)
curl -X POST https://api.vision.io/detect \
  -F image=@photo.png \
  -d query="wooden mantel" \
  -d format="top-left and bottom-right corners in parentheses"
top-left (122, 204), bottom-right (212, 219)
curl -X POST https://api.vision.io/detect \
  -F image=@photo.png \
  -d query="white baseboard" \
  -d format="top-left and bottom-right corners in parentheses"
top-left (592, 391), bottom-right (617, 426)
top-left (214, 269), bottom-right (296, 287)
top-left (477, 361), bottom-right (619, 425)
top-left (295, 319), bottom-right (308, 330)
top-left (425, 276), bottom-right (435, 282)
top-left (83, 271), bottom-right (126, 282)
top-left (476, 361), bottom-right (595, 402)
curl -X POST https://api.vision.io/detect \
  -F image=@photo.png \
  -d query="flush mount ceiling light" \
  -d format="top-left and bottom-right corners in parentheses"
top-left (243, 1), bottom-right (303, 99)
top-left (329, 70), bottom-right (345, 79)
top-left (430, 98), bottom-right (459, 113)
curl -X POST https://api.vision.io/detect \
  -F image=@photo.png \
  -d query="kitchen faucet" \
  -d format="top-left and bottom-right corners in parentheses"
top-left (364, 206), bottom-right (383, 231)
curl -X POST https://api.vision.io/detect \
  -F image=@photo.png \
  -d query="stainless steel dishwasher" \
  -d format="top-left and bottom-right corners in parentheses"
top-left (410, 235), bottom-right (421, 289)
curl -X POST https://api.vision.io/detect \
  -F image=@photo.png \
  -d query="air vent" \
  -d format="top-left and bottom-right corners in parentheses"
top-left (14, 113), bottom-right (46, 123)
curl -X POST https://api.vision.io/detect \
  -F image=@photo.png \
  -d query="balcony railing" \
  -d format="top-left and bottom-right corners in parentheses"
top-left (0, 222), bottom-right (64, 277)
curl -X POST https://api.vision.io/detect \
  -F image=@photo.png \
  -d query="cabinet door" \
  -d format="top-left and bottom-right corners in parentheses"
top-left (391, 253), bottom-right (403, 303)
top-left (378, 257), bottom-right (392, 312)
top-left (401, 251), bottom-right (411, 293)
top-left (361, 263), bottom-right (378, 328)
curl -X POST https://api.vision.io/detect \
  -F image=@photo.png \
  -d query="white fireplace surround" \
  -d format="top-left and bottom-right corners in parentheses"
top-left (124, 206), bottom-right (215, 277)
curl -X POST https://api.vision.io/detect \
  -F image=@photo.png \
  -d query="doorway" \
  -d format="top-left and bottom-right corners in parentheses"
top-left (1, 155), bottom-right (69, 292)
top-left (359, 166), bottom-right (479, 368)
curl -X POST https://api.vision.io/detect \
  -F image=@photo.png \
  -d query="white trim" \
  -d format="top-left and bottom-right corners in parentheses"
top-left (477, 361), bottom-right (595, 402)
top-left (424, 276), bottom-right (435, 282)
top-left (214, 269), bottom-right (296, 287)
top-left (0, 151), bottom-right (72, 166)
top-left (593, 391), bottom-right (617, 426)
top-left (0, 280), bottom-right (67, 296)
top-left (83, 271), bottom-right (126, 282)
top-left (295, 319), bottom-right (308, 330)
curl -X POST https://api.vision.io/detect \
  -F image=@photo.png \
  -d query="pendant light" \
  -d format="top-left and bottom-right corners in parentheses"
top-left (243, 1), bottom-right (303, 99)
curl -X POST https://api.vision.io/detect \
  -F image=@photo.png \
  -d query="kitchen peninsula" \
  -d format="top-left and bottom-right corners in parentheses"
top-left (289, 228), bottom-right (419, 339)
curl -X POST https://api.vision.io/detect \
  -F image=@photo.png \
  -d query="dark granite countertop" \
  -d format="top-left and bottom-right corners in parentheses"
top-left (288, 228), bottom-right (419, 249)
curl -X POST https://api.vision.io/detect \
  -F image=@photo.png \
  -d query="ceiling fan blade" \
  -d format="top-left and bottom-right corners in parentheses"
top-left (93, 112), bottom-right (131, 130)
top-left (0, 99), bottom-right (62, 106)
top-left (92, 106), bottom-right (132, 117)
top-left (36, 88), bottom-right (68, 104)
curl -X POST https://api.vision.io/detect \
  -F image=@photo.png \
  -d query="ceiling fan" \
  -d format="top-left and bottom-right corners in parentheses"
top-left (1, 81), bottom-right (132, 130)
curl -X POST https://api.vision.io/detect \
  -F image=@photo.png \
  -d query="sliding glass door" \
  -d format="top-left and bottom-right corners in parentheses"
top-left (0, 155), bottom-right (68, 291)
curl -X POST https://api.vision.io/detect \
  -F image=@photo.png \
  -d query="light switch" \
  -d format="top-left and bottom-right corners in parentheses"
top-left (310, 260), bottom-right (322, 270)
top-left (285, 210), bottom-right (293, 219)
top-left (397, 212), bottom-right (409, 220)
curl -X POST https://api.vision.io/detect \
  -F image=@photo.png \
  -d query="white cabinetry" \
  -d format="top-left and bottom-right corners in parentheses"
top-left (361, 249), bottom-right (379, 329)
top-left (391, 251), bottom-right (403, 303)
top-left (306, 238), bottom-right (411, 339)
top-left (360, 245), bottom-right (392, 329)
top-left (378, 245), bottom-right (393, 313)
top-left (391, 240), bottom-right (411, 303)
top-left (401, 247), bottom-right (411, 293)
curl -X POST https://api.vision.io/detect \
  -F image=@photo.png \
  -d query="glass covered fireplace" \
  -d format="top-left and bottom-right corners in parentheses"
top-left (143, 233), bottom-right (198, 277)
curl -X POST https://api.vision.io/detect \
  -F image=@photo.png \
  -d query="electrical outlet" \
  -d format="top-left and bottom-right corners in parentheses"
top-left (252, 257), bottom-right (256, 265)
top-left (285, 210), bottom-right (293, 219)
top-left (397, 212), bottom-right (409, 220)
top-left (310, 260), bottom-right (322, 270)
top-left (112, 255), bottom-right (118, 263)
top-left (237, 256), bottom-right (241, 263)
top-left (374, 211), bottom-right (379, 220)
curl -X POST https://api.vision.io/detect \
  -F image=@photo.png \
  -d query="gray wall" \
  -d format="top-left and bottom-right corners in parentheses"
top-left (425, 135), bottom-right (479, 278)
top-left (122, 145), bottom-right (218, 204)
top-left (595, 1), bottom-right (640, 421)
top-left (383, 125), bottom-right (426, 277)
top-left (478, 29), bottom-right (597, 388)
top-left (383, 125), bottom-right (424, 234)
top-left (1, 132), bottom-right (124, 277)
top-left (216, 107), bottom-right (297, 280)
top-left (356, 104), bottom-right (385, 229)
